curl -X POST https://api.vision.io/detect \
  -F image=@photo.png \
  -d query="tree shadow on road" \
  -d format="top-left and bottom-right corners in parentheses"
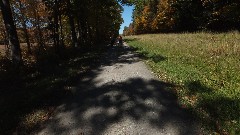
top-left (0, 48), bottom-right (105, 134)
top-left (36, 45), bottom-right (200, 135)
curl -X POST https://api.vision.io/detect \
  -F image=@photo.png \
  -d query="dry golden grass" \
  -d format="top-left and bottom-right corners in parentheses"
top-left (125, 31), bottom-right (240, 134)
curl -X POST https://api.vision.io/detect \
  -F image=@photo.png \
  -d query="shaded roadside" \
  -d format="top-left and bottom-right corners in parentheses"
top-left (0, 48), bottom-right (105, 134)
top-left (35, 44), bottom-right (201, 135)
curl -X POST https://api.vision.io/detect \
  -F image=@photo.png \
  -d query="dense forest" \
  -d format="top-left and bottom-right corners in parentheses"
top-left (123, 0), bottom-right (240, 35)
top-left (0, 0), bottom-right (133, 65)
top-left (1, 0), bottom-right (134, 133)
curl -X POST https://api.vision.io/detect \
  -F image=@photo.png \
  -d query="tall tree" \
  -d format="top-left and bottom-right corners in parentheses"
top-left (0, 0), bottom-right (22, 64)
top-left (66, 0), bottom-right (78, 47)
top-left (15, 0), bottom-right (32, 54)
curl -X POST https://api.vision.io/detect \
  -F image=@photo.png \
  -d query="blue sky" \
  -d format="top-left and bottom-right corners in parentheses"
top-left (119, 5), bottom-right (134, 34)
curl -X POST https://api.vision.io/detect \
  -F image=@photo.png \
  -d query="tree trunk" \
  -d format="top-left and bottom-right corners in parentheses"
top-left (22, 21), bottom-right (32, 54)
top-left (2, 27), bottom-right (10, 57)
top-left (78, 14), bottom-right (87, 46)
top-left (0, 0), bottom-right (22, 64)
top-left (53, 0), bottom-right (60, 53)
top-left (67, 0), bottom-right (78, 47)
top-left (59, 14), bottom-right (64, 48)
top-left (17, 0), bottom-right (32, 54)
top-left (95, 1), bottom-right (101, 46)
top-left (33, 10), bottom-right (45, 55)
top-left (76, 17), bottom-right (82, 45)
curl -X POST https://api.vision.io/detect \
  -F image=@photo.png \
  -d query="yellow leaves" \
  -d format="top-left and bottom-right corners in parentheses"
top-left (183, 95), bottom-right (199, 107)
top-left (21, 108), bottom-right (53, 129)
top-left (143, 5), bottom-right (150, 13)
top-left (213, 11), bottom-right (220, 16)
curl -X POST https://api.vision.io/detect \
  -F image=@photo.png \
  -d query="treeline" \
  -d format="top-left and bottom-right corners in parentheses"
top-left (0, 0), bottom-right (126, 65)
top-left (123, 0), bottom-right (240, 35)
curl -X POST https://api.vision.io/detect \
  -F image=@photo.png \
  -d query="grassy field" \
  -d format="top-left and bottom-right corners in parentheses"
top-left (125, 32), bottom-right (240, 134)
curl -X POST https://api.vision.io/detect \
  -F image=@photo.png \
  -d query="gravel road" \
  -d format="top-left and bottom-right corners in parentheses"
top-left (36, 44), bottom-right (201, 135)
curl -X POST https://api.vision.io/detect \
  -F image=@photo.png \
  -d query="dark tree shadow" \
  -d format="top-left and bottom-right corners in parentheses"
top-left (37, 78), bottom-right (200, 135)
top-left (186, 80), bottom-right (213, 95)
top-left (185, 80), bottom-right (240, 134)
top-left (0, 48), bottom-right (106, 134)
top-left (123, 38), bottom-right (138, 43)
top-left (150, 54), bottom-right (167, 63)
top-left (123, 38), bottom-right (167, 63)
top-left (35, 45), bottom-right (201, 135)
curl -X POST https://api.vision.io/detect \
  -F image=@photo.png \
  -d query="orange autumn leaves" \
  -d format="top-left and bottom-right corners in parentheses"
top-left (131, 0), bottom-right (178, 34)
top-left (123, 0), bottom-right (240, 35)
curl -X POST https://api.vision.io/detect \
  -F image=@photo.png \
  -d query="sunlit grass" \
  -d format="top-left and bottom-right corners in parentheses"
top-left (125, 31), bottom-right (240, 134)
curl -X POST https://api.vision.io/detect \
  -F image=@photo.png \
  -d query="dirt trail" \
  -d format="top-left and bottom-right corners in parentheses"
top-left (36, 44), bottom-right (201, 135)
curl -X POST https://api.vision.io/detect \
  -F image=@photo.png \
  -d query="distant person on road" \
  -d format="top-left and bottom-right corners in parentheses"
top-left (118, 36), bottom-right (123, 46)
top-left (110, 35), bottom-right (115, 47)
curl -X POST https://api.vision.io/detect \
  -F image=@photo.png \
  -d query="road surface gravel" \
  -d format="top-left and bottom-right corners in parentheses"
top-left (36, 44), bottom-right (201, 135)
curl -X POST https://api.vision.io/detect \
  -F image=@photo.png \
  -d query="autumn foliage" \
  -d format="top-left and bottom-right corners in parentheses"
top-left (123, 0), bottom-right (240, 35)
top-left (0, 0), bottom-right (123, 63)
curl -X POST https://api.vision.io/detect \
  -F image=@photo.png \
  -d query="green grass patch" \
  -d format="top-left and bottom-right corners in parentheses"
top-left (125, 32), bottom-right (240, 134)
